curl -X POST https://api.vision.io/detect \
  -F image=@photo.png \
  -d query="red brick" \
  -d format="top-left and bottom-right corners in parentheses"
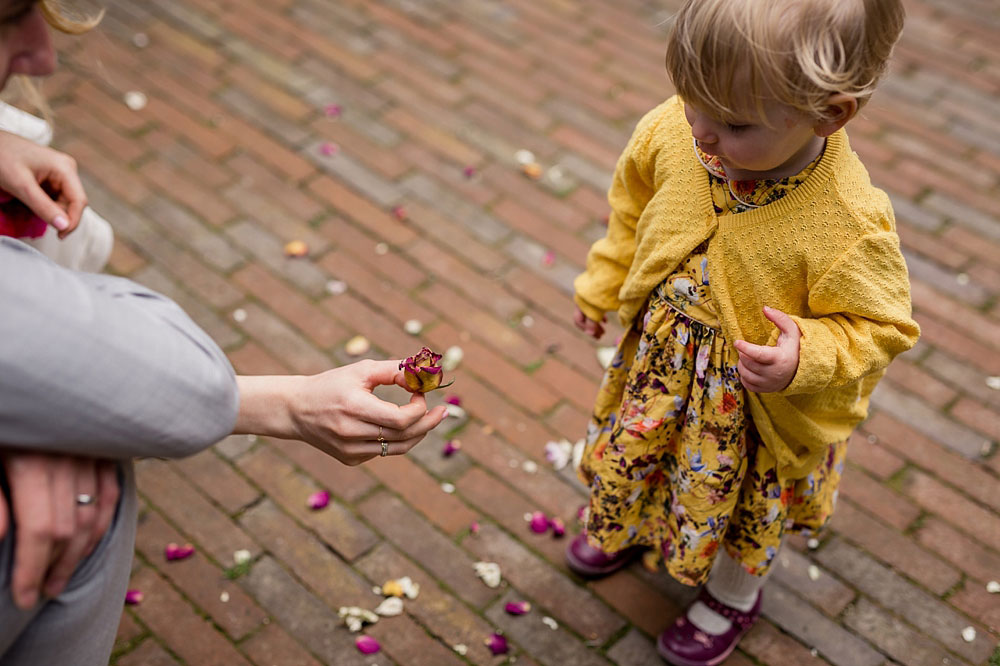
top-left (139, 159), bottom-right (238, 227)
top-left (845, 429), bottom-right (906, 480)
top-left (882, 358), bottom-right (957, 409)
top-left (492, 197), bottom-right (594, 265)
top-left (838, 464), bottom-right (921, 530)
top-left (589, 571), bottom-right (681, 637)
top-left (382, 107), bottom-right (483, 167)
top-left (950, 397), bottom-right (1000, 441)
top-left (308, 174), bottom-right (418, 245)
top-left (115, 639), bottom-right (180, 666)
top-left (901, 468), bottom-right (1000, 553)
top-left (533, 357), bottom-right (601, 413)
top-left (107, 238), bottom-right (147, 276)
top-left (228, 340), bottom-right (291, 375)
top-left (171, 448), bottom-right (260, 515)
top-left (915, 516), bottom-right (1000, 584)
top-left (266, 437), bottom-right (377, 503)
top-left (240, 622), bottom-right (324, 666)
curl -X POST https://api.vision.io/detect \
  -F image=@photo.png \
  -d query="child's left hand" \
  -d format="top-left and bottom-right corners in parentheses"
top-left (733, 306), bottom-right (801, 393)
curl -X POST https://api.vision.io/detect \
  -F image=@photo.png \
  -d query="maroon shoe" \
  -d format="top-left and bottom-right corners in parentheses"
top-left (565, 533), bottom-right (642, 577)
top-left (657, 587), bottom-right (761, 666)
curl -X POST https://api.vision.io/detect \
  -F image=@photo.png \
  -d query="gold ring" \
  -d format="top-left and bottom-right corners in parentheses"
top-left (380, 440), bottom-right (389, 457)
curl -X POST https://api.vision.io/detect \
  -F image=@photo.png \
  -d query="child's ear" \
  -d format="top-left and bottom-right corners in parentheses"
top-left (813, 94), bottom-right (858, 137)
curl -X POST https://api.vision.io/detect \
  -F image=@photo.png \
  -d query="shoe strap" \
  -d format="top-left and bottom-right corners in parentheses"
top-left (696, 587), bottom-right (759, 630)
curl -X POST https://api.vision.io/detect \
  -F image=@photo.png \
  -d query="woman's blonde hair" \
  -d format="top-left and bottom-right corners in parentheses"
top-left (665, 0), bottom-right (904, 124)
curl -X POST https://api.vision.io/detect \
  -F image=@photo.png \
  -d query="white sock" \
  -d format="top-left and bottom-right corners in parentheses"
top-left (687, 548), bottom-right (769, 635)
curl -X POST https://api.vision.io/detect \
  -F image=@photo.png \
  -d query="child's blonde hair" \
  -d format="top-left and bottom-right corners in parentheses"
top-left (665, 0), bottom-right (904, 124)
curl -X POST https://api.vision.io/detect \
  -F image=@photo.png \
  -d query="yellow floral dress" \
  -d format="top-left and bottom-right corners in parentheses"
top-left (578, 147), bottom-right (848, 586)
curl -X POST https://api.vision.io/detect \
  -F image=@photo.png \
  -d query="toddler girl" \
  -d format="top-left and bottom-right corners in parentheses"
top-left (568, 1), bottom-right (919, 664)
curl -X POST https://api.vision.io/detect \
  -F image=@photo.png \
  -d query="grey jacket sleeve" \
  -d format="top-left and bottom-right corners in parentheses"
top-left (0, 238), bottom-right (239, 459)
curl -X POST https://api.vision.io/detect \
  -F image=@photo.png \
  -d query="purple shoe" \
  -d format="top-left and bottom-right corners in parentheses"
top-left (565, 533), bottom-right (642, 578)
top-left (657, 587), bottom-right (761, 666)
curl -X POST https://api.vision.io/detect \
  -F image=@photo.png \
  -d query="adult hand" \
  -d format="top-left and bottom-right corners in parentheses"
top-left (0, 131), bottom-right (86, 238)
top-left (235, 360), bottom-right (448, 466)
top-left (573, 306), bottom-right (606, 339)
top-left (733, 306), bottom-right (801, 393)
top-left (0, 452), bottom-right (120, 609)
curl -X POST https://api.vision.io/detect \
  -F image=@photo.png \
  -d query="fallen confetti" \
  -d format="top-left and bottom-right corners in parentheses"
top-left (284, 240), bottom-right (308, 257)
top-left (374, 242), bottom-right (389, 255)
top-left (474, 561), bottom-right (502, 588)
top-left (124, 589), bottom-right (143, 605)
top-left (463, 165), bottom-right (477, 179)
top-left (123, 91), bottom-right (147, 111)
top-left (307, 490), bottom-right (329, 510)
top-left (807, 538), bottom-right (820, 550)
top-left (986, 376), bottom-right (1000, 391)
top-left (355, 635), bottom-right (381, 654)
top-left (220, 591), bottom-right (230, 603)
top-left (522, 460), bottom-right (538, 474)
top-left (469, 521), bottom-right (480, 535)
top-left (392, 205), bottom-right (408, 221)
top-left (344, 335), bottom-right (370, 356)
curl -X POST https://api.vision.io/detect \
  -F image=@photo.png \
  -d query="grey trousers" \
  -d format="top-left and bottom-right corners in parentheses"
top-left (0, 462), bottom-right (137, 666)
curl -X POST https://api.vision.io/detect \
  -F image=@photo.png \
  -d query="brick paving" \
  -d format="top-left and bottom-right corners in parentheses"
top-left (42, 0), bottom-right (1000, 664)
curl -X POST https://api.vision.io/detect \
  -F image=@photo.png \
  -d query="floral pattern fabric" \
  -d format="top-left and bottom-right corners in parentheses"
top-left (578, 153), bottom-right (845, 585)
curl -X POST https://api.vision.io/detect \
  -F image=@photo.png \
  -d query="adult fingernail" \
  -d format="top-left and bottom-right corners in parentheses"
top-left (52, 215), bottom-right (69, 231)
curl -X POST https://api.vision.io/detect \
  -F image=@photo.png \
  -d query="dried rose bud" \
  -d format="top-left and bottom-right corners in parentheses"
top-left (485, 633), bottom-right (509, 655)
top-left (444, 394), bottom-right (462, 406)
top-left (504, 601), bottom-right (531, 615)
top-left (399, 347), bottom-right (448, 393)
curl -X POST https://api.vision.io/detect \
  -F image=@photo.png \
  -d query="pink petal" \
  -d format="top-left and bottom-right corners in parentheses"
top-left (576, 505), bottom-right (587, 521)
top-left (165, 542), bottom-right (195, 561)
top-left (470, 521), bottom-right (480, 535)
top-left (442, 440), bottom-right (461, 457)
top-left (529, 511), bottom-right (550, 534)
top-left (444, 394), bottom-right (462, 406)
top-left (550, 517), bottom-right (566, 537)
top-left (308, 490), bottom-right (330, 510)
top-left (504, 600), bottom-right (531, 615)
top-left (541, 250), bottom-right (556, 267)
top-left (355, 635), bottom-right (381, 654)
top-left (324, 103), bottom-right (342, 118)
top-left (319, 142), bottom-right (338, 156)
top-left (463, 165), bottom-right (477, 179)
top-left (124, 589), bottom-right (143, 605)
top-left (392, 205), bottom-right (407, 221)
top-left (485, 633), bottom-right (509, 655)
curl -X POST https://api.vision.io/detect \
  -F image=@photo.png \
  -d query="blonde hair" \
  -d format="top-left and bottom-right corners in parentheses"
top-left (665, 0), bottom-right (904, 124)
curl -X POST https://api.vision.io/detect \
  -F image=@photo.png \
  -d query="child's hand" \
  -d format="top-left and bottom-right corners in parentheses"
top-left (734, 306), bottom-right (801, 393)
top-left (573, 306), bottom-right (606, 339)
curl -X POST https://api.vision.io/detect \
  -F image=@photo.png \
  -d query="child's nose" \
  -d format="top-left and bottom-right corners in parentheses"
top-left (691, 118), bottom-right (718, 145)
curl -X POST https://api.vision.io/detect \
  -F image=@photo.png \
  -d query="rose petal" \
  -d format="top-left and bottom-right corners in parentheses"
top-left (545, 440), bottom-right (573, 470)
top-left (324, 103), bottom-right (342, 118)
top-left (307, 490), bottom-right (330, 510)
top-left (345, 335), bottom-right (370, 356)
top-left (441, 482), bottom-right (456, 494)
top-left (453, 644), bottom-right (468, 655)
top-left (374, 597), bottom-right (404, 616)
top-left (469, 521), bottom-right (480, 535)
top-left (124, 91), bottom-right (147, 111)
top-left (596, 346), bottom-right (616, 369)
top-left (165, 542), bottom-right (195, 561)
top-left (550, 517), bottom-right (566, 537)
top-left (319, 142), bottom-right (338, 156)
top-left (522, 162), bottom-right (543, 179)
top-left (356, 635), bottom-right (381, 654)
top-left (505, 601), bottom-right (531, 615)
top-left (442, 440), bottom-right (461, 457)
top-left (485, 632), bottom-right (509, 655)
top-left (233, 549), bottom-right (252, 565)
top-left (444, 394), bottom-right (462, 406)
top-left (404, 319), bottom-right (423, 335)
top-left (382, 580), bottom-right (405, 598)
top-left (284, 240), bottom-right (308, 257)
top-left (392, 205), bottom-right (407, 221)
top-left (515, 149), bottom-right (535, 165)
top-left (463, 165), bottom-right (477, 179)
top-left (542, 616), bottom-right (559, 630)
top-left (541, 250), bottom-right (556, 266)
top-left (807, 565), bottom-right (821, 581)
top-left (522, 460), bottom-right (538, 474)
top-left (987, 580), bottom-right (1000, 594)
top-left (124, 589), bottom-right (143, 605)
top-left (961, 626), bottom-right (976, 643)
top-left (441, 346), bottom-right (463, 371)
top-left (474, 561), bottom-right (502, 588)
top-left (528, 511), bottom-right (549, 534)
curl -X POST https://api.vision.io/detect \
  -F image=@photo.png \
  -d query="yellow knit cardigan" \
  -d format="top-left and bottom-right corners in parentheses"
top-left (574, 96), bottom-right (919, 479)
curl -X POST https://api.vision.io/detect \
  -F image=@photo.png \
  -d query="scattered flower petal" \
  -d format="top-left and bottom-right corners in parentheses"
top-left (522, 162), bottom-right (543, 179)
top-left (542, 616), bottom-right (559, 630)
top-left (132, 32), bottom-right (149, 48)
top-left (325, 279), bottom-right (348, 295)
top-left (545, 440), bottom-right (573, 470)
top-left (220, 591), bottom-right (230, 602)
top-left (381, 580), bottom-right (404, 598)
top-left (441, 482), bottom-right (456, 494)
top-left (233, 549), bottom-right (252, 565)
top-left (522, 460), bottom-right (538, 474)
top-left (469, 521), bottom-right (480, 535)
top-left (810, 648), bottom-right (819, 657)
top-left (374, 242), bottom-right (389, 255)
top-left (474, 561), bottom-right (502, 588)
top-left (374, 597), bottom-right (404, 616)
top-left (485, 632), bottom-right (509, 655)
top-left (339, 606), bottom-right (378, 632)
top-left (394, 576), bottom-right (420, 599)
top-left (505, 601), bottom-right (531, 615)
top-left (987, 581), bottom-right (1000, 594)
top-left (392, 205), bottom-right (408, 221)
top-left (355, 635), bottom-right (381, 654)
top-left (541, 249), bottom-right (556, 267)
top-left (442, 440), bottom-right (461, 457)
top-left (514, 149), bottom-right (535, 165)
top-left (124, 589), bottom-right (143, 605)
top-left (402, 319), bottom-right (423, 335)
top-left (807, 565), bottom-right (821, 581)
top-left (521, 314), bottom-right (534, 327)
top-left (124, 90), bottom-right (147, 111)
top-left (307, 490), bottom-right (330, 510)
top-left (956, 272), bottom-right (970, 285)
top-left (986, 376), bottom-right (1000, 391)
top-left (284, 240), bottom-right (308, 257)
top-left (462, 165), bottom-right (477, 179)
top-left (550, 517), bottom-right (566, 537)
top-left (807, 538), bottom-right (820, 550)
top-left (571, 439), bottom-right (585, 469)
top-left (445, 404), bottom-right (466, 419)
top-left (345, 335), bottom-right (370, 356)
top-left (596, 346), bottom-right (616, 369)
top-left (319, 141), bottom-right (339, 157)
top-left (441, 345), bottom-right (464, 371)
top-left (961, 626), bottom-right (976, 642)
top-left (165, 543), bottom-right (196, 561)
top-left (324, 103), bottom-right (342, 118)
top-left (400, 347), bottom-right (446, 392)
top-left (444, 394), bottom-right (462, 406)
top-left (547, 165), bottom-right (565, 182)
top-left (528, 511), bottom-right (550, 534)
top-left (232, 308), bottom-right (248, 323)
top-left (453, 644), bottom-right (468, 655)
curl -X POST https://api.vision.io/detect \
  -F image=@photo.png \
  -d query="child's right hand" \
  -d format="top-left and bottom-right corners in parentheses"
top-left (0, 131), bottom-right (86, 238)
top-left (573, 306), bottom-right (606, 339)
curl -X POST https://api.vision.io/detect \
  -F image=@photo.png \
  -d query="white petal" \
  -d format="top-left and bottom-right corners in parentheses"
top-left (441, 346), bottom-right (464, 371)
top-left (807, 565), bottom-right (821, 581)
top-left (961, 626), bottom-right (976, 642)
top-left (542, 616), bottom-right (559, 630)
top-left (474, 561), bottom-right (502, 588)
top-left (596, 346), bottom-right (616, 369)
top-left (522, 460), bottom-right (538, 474)
top-left (124, 91), bottom-right (147, 111)
top-left (374, 597), bottom-right (404, 616)
top-left (986, 580), bottom-right (1000, 594)
top-left (233, 549), bottom-right (251, 565)
top-left (403, 319), bottom-right (423, 335)
top-left (441, 482), bottom-right (456, 494)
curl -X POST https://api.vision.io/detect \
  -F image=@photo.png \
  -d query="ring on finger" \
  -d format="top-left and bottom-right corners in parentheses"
top-left (377, 426), bottom-right (389, 457)
top-left (75, 493), bottom-right (95, 506)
